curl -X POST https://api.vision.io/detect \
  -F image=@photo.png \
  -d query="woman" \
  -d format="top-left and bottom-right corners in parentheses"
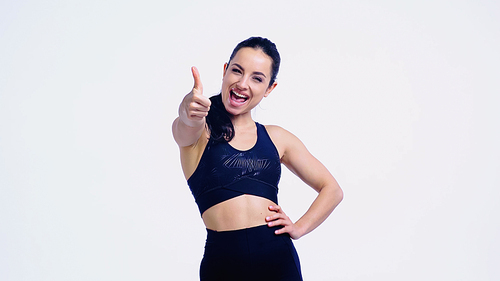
top-left (172, 37), bottom-right (343, 281)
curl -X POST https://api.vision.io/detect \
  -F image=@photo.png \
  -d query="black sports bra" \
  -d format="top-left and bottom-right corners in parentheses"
top-left (187, 122), bottom-right (281, 215)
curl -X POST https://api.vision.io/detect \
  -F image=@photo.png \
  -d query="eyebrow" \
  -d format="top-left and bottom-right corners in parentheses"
top-left (232, 63), bottom-right (267, 78)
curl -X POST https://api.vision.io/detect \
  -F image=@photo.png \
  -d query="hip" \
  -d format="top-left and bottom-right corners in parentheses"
top-left (200, 224), bottom-right (302, 281)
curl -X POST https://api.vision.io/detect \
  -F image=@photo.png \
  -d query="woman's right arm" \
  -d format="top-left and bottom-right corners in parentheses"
top-left (172, 66), bottom-right (212, 147)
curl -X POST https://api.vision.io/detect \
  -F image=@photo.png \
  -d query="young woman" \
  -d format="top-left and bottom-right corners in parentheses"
top-left (172, 37), bottom-right (343, 281)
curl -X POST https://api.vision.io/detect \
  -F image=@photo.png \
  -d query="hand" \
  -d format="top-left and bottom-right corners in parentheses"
top-left (179, 66), bottom-right (212, 128)
top-left (265, 205), bottom-right (303, 240)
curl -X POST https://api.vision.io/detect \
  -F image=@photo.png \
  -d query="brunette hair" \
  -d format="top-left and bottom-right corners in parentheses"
top-left (228, 36), bottom-right (280, 87)
top-left (206, 37), bottom-right (281, 143)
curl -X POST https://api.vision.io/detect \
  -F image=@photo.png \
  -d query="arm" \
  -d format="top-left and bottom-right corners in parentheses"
top-left (266, 127), bottom-right (343, 239)
top-left (172, 66), bottom-right (211, 147)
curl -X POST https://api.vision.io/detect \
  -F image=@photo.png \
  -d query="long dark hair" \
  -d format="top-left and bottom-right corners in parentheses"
top-left (206, 37), bottom-right (281, 143)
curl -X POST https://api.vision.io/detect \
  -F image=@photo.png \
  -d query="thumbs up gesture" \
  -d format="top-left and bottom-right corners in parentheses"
top-left (179, 67), bottom-right (212, 128)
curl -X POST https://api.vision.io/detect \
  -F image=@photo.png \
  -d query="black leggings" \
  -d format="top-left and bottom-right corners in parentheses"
top-left (200, 224), bottom-right (303, 281)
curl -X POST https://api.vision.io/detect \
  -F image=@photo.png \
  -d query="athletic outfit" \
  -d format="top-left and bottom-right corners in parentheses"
top-left (188, 122), bottom-right (303, 280)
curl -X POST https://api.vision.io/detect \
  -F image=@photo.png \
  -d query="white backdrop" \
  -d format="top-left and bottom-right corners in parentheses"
top-left (1, 0), bottom-right (499, 280)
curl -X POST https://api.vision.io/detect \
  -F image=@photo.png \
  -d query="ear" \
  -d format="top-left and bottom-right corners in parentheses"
top-left (223, 63), bottom-right (228, 77)
top-left (264, 81), bottom-right (278, 97)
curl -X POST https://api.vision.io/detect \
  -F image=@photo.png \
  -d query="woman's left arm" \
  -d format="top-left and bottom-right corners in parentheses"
top-left (266, 126), bottom-right (343, 239)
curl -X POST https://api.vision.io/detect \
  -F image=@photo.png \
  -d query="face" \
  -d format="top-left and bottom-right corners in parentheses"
top-left (221, 47), bottom-right (277, 117)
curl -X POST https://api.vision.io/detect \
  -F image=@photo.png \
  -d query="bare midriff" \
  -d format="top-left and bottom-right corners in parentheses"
top-left (201, 194), bottom-right (276, 231)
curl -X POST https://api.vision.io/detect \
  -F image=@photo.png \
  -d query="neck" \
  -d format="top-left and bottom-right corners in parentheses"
top-left (230, 112), bottom-right (254, 128)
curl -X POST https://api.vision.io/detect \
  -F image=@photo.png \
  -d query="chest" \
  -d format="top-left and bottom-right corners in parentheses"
top-left (228, 131), bottom-right (257, 151)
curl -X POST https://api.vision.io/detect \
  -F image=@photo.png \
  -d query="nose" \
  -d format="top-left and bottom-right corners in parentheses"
top-left (236, 75), bottom-right (249, 90)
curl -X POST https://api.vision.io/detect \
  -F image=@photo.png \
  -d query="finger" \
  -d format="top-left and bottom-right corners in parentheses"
top-left (191, 66), bottom-right (203, 93)
top-left (265, 212), bottom-right (285, 222)
top-left (191, 106), bottom-right (210, 115)
top-left (268, 205), bottom-right (283, 213)
top-left (189, 103), bottom-right (210, 113)
top-left (266, 212), bottom-right (291, 224)
top-left (188, 105), bottom-right (210, 118)
top-left (189, 98), bottom-right (210, 111)
top-left (267, 217), bottom-right (288, 227)
top-left (192, 92), bottom-right (211, 109)
top-left (274, 226), bottom-right (290, 235)
top-left (189, 112), bottom-right (208, 120)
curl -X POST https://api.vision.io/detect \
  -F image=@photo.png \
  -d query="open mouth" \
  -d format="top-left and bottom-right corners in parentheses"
top-left (230, 89), bottom-right (249, 104)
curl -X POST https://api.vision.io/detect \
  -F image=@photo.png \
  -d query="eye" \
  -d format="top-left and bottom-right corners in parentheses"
top-left (231, 68), bottom-right (242, 74)
top-left (253, 76), bottom-right (263, 83)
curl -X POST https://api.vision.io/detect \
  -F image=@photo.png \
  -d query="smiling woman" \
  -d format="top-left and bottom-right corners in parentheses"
top-left (172, 37), bottom-right (343, 281)
top-left (221, 48), bottom-right (277, 116)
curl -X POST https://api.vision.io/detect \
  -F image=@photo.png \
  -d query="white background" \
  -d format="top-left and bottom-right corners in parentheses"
top-left (1, 0), bottom-right (499, 280)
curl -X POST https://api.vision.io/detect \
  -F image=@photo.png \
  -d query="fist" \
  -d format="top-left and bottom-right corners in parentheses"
top-left (179, 66), bottom-right (212, 127)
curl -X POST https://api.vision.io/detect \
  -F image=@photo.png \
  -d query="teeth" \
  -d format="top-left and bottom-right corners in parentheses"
top-left (232, 90), bottom-right (247, 99)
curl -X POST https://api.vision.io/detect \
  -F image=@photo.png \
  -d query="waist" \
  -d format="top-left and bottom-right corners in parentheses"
top-left (202, 194), bottom-right (276, 231)
top-left (206, 224), bottom-right (287, 244)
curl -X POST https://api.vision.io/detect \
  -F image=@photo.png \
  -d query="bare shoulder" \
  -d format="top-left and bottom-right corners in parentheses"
top-left (264, 125), bottom-right (304, 159)
top-left (264, 124), bottom-right (288, 137)
top-left (264, 124), bottom-right (301, 143)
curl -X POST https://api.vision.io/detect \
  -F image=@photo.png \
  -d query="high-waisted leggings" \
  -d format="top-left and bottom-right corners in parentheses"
top-left (200, 224), bottom-right (303, 281)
